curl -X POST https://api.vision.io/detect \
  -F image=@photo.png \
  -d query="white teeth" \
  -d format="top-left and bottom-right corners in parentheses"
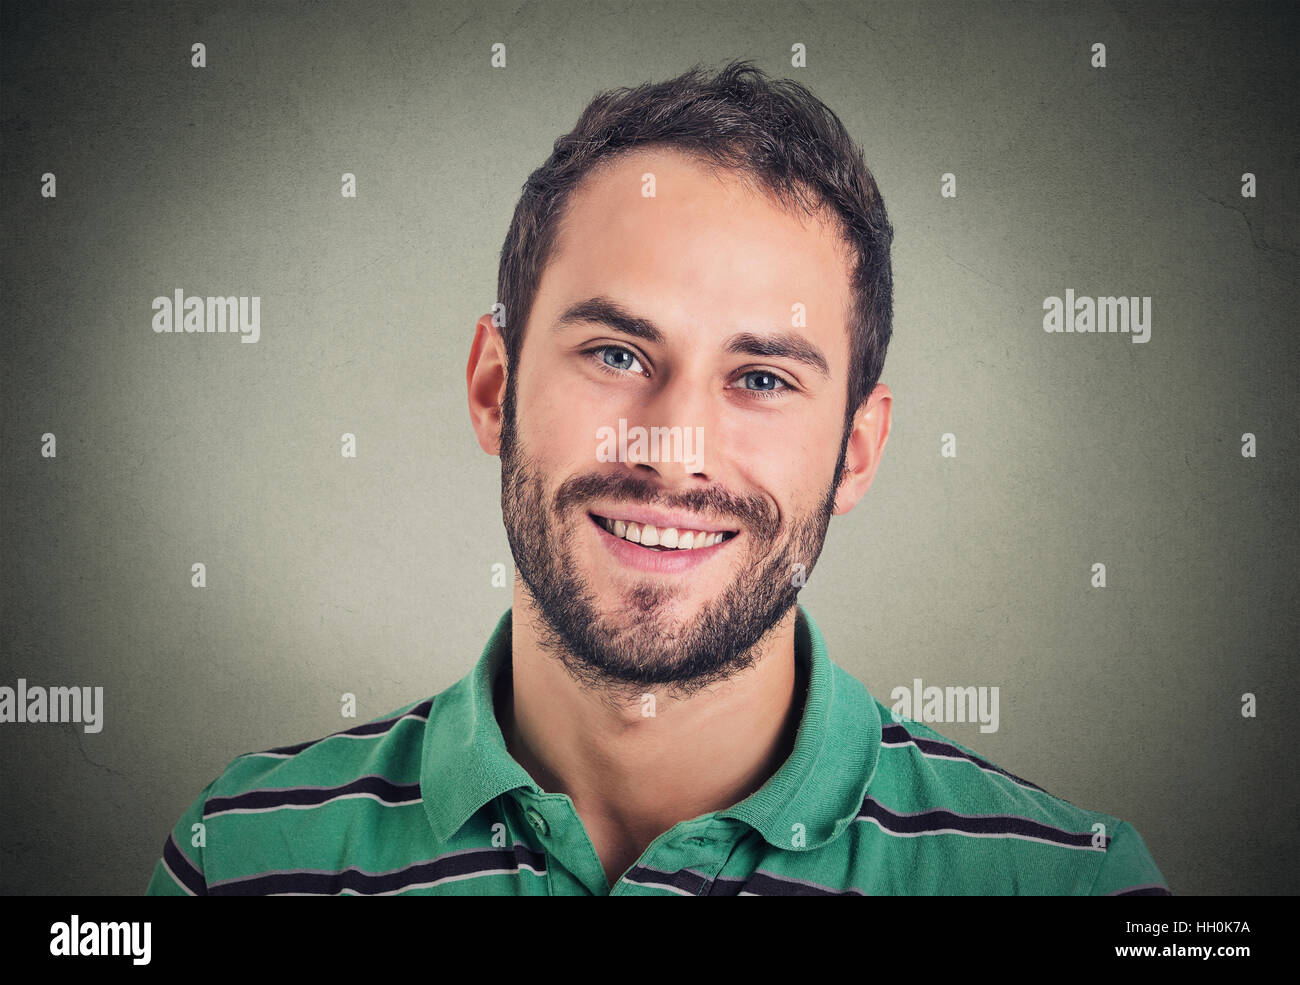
top-left (597, 514), bottom-right (732, 551)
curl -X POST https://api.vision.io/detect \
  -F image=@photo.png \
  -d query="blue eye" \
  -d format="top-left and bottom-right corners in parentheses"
top-left (589, 345), bottom-right (646, 376)
top-left (733, 370), bottom-right (792, 399)
top-left (604, 347), bottom-right (640, 372)
top-left (741, 371), bottom-right (785, 392)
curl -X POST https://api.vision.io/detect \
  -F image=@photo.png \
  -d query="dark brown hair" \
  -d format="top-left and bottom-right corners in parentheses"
top-left (496, 57), bottom-right (894, 431)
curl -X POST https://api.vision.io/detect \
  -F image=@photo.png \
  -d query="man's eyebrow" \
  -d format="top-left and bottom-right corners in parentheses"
top-left (553, 295), bottom-right (830, 378)
top-left (552, 297), bottom-right (666, 346)
top-left (724, 331), bottom-right (830, 379)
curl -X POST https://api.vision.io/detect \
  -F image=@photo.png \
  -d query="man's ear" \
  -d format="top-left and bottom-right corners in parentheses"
top-left (467, 313), bottom-right (509, 456)
top-left (833, 383), bottom-right (892, 516)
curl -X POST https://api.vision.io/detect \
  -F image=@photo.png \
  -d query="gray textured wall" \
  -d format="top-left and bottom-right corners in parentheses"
top-left (1, 0), bottom-right (1296, 896)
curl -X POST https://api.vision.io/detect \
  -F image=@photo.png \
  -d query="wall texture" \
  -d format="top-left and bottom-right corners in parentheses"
top-left (1, 0), bottom-right (1296, 895)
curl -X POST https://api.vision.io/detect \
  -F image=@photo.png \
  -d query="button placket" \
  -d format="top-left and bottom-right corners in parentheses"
top-left (517, 793), bottom-right (609, 895)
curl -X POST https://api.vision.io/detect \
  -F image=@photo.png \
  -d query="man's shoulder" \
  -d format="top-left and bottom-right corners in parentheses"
top-left (869, 701), bottom-right (1106, 826)
top-left (822, 660), bottom-right (1072, 815)
top-left (851, 694), bottom-right (1170, 894)
top-left (204, 695), bottom-right (436, 804)
top-left (145, 693), bottom-right (448, 895)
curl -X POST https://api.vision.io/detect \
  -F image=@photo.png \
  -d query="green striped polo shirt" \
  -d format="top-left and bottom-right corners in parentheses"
top-left (146, 606), bottom-right (1170, 896)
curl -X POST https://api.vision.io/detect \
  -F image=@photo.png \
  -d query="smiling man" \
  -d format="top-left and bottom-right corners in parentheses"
top-left (474, 140), bottom-right (864, 884)
top-left (147, 60), bottom-right (1169, 896)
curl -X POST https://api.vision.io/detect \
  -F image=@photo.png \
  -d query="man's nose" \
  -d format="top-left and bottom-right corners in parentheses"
top-left (622, 367), bottom-right (714, 487)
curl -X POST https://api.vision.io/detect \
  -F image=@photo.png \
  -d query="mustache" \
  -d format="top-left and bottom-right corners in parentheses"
top-left (554, 471), bottom-right (780, 541)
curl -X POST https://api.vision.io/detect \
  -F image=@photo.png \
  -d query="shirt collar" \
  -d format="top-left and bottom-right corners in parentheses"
top-left (421, 608), bottom-right (533, 844)
top-left (421, 606), bottom-right (881, 850)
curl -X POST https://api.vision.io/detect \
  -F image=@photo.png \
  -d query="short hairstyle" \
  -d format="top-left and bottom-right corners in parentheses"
top-left (496, 57), bottom-right (895, 430)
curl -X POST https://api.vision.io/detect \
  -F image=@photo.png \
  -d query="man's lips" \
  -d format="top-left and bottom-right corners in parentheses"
top-left (586, 504), bottom-right (738, 535)
top-left (592, 511), bottom-right (738, 550)
top-left (587, 509), bottom-right (738, 552)
top-left (587, 511), bottom-right (738, 572)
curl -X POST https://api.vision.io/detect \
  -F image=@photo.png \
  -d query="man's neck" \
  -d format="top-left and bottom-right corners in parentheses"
top-left (498, 587), bottom-right (807, 885)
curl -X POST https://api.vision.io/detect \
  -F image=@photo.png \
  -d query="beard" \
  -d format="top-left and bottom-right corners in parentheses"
top-left (499, 383), bottom-right (848, 701)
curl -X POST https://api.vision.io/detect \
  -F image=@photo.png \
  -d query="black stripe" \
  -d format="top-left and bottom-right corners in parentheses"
top-left (859, 796), bottom-right (1104, 849)
top-left (162, 833), bottom-right (208, 896)
top-left (704, 874), bottom-right (747, 896)
top-left (881, 723), bottom-right (1047, 793)
top-left (1112, 885), bottom-right (1173, 896)
top-left (255, 699), bottom-right (434, 757)
top-left (209, 845), bottom-right (548, 896)
top-left (623, 865), bottom-right (709, 895)
top-left (734, 870), bottom-right (865, 896)
top-left (205, 775), bottom-right (420, 816)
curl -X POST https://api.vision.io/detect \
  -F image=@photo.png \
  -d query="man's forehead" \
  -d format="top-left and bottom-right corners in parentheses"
top-left (563, 145), bottom-right (835, 237)
top-left (542, 147), bottom-right (854, 358)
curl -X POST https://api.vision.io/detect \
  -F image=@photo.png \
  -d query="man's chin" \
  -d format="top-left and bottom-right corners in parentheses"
top-left (591, 600), bottom-right (702, 648)
top-left (593, 574), bottom-right (699, 613)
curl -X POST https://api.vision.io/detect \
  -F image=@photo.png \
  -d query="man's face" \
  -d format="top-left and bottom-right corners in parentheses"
top-left (499, 147), bottom-right (858, 698)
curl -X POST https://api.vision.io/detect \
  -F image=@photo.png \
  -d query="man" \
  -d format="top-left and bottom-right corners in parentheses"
top-left (147, 60), bottom-right (1169, 895)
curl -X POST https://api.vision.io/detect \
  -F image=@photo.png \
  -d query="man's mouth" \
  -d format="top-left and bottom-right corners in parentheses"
top-left (589, 513), bottom-right (739, 552)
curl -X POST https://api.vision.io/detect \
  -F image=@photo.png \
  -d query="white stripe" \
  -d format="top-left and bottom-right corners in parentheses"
top-left (879, 740), bottom-right (1042, 791)
top-left (205, 791), bottom-right (422, 817)
top-left (160, 858), bottom-right (198, 896)
top-left (361, 865), bottom-right (549, 895)
top-left (751, 869), bottom-right (862, 894)
top-left (244, 714), bottom-right (430, 758)
top-left (263, 865), bottom-right (549, 896)
top-left (620, 877), bottom-right (696, 896)
top-left (857, 815), bottom-right (1106, 850)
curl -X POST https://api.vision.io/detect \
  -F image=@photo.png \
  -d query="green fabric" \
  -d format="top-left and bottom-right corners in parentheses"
top-left (147, 606), bottom-right (1169, 896)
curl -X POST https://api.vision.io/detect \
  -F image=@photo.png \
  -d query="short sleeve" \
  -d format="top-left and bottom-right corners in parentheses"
top-left (144, 777), bottom-right (219, 896)
top-left (1088, 820), bottom-right (1171, 896)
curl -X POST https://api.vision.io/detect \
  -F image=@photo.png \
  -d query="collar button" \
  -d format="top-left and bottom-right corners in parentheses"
top-left (525, 807), bottom-right (549, 835)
